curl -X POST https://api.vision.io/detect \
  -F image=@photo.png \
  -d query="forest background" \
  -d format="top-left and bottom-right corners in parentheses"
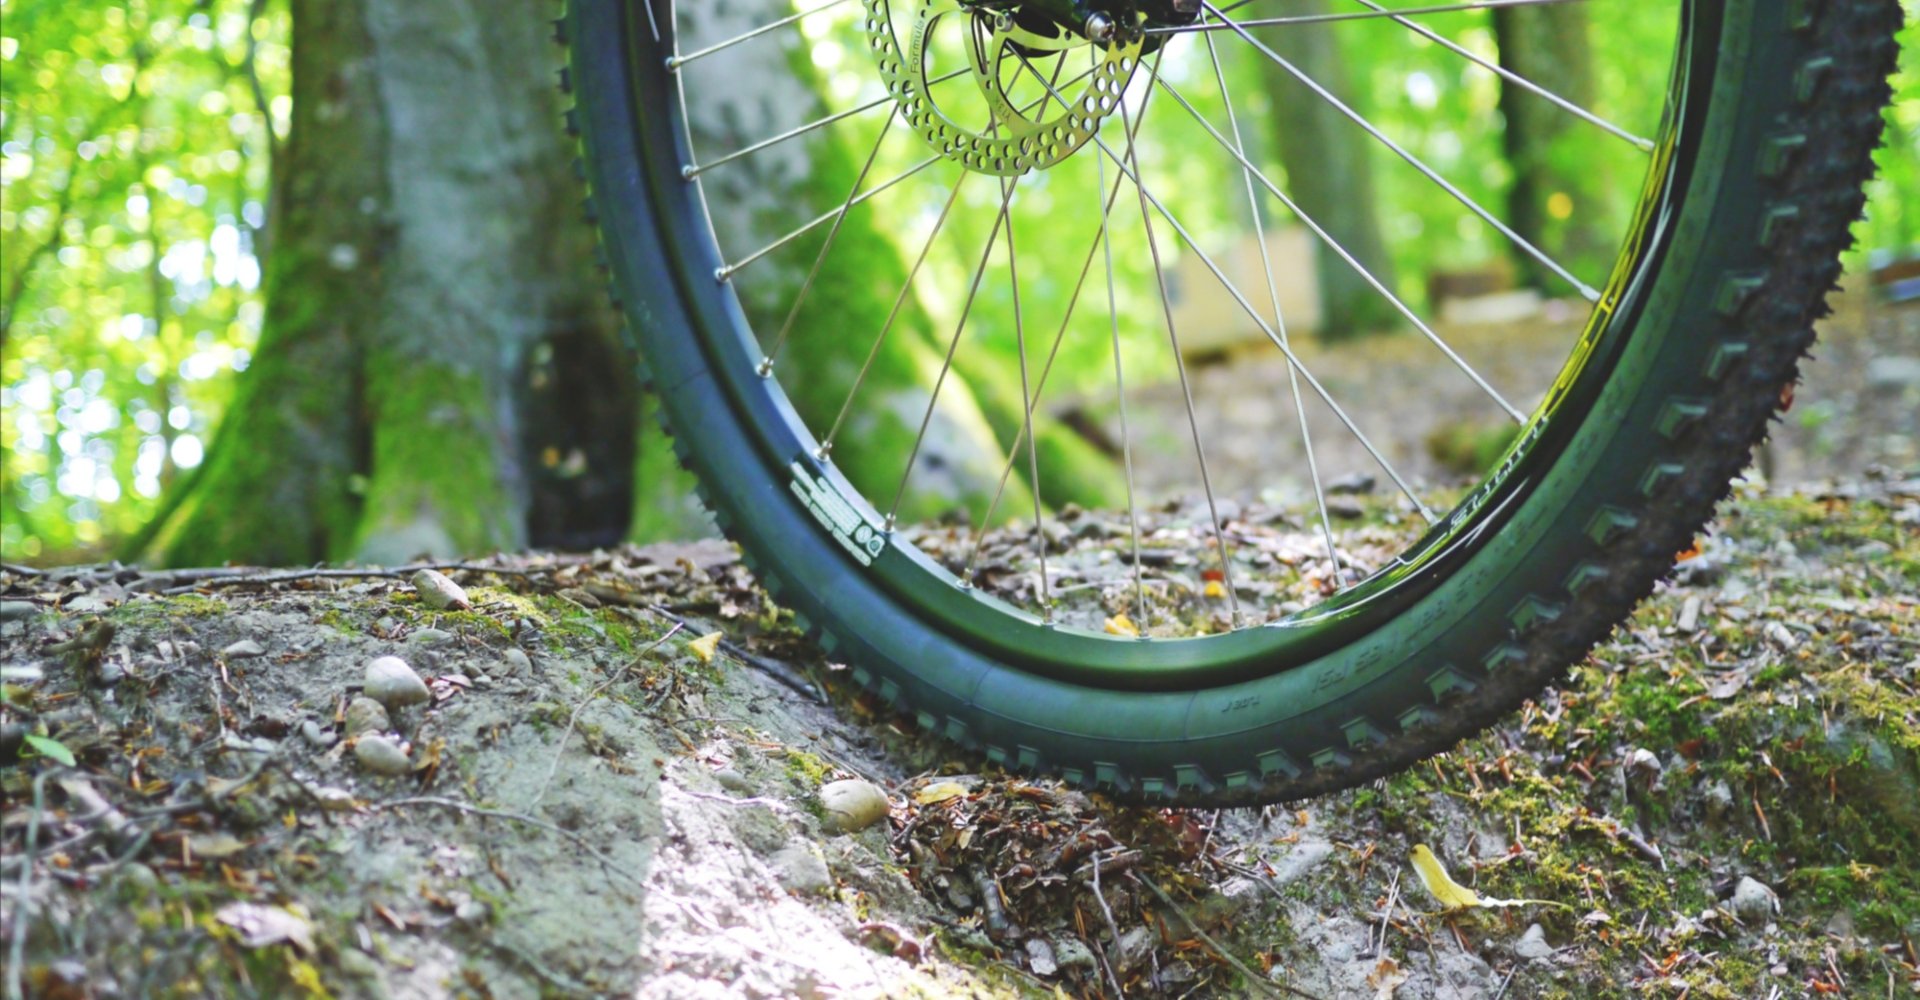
top-left (3, 0), bottom-right (1915, 567)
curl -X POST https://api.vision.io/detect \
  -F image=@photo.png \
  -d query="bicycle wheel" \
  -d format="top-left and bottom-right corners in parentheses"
top-left (563, 0), bottom-right (1899, 805)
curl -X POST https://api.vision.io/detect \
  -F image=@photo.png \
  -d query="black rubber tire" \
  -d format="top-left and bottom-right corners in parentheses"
top-left (561, 0), bottom-right (1901, 806)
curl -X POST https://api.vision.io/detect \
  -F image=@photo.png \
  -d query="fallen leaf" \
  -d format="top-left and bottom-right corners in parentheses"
top-left (1411, 844), bottom-right (1568, 912)
top-left (188, 833), bottom-right (249, 859)
top-left (1203, 580), bottom-right (1226, 599)
top-left (914, 781), bottom-right (969, 805)
top-left (1103, 614), bottom-right (1140, 638)
top-left (687, 632), bottom-right (723, 663)
top-left (23, 733), bottom-right (75, 767)
top-left (218, 901), bottom-right (316, 954)
top-left (1367, 956), bottom-right (1407, 999)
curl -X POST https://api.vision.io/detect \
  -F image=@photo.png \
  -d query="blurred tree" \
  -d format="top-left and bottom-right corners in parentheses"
top-left (132, 0), bottom-right (702, 565)
top-left (1256, 1), bottom-right (1401, 339)
top-left (1493, 4), bottom-right (1608, 291)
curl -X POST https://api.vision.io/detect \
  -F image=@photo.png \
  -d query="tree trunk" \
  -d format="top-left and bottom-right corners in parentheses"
top-left (1257, 3), bottom-right (1400, 339)
top-left (1493, 5), bottom-right (1606, 291)
top-left (676, 2), bottom-right (1118, 522)
top-left (140, 0), bottom-right (700, 566)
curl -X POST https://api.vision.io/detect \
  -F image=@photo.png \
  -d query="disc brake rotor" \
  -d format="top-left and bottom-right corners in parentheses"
top-left (861, 0), bottom-right (1143, 176)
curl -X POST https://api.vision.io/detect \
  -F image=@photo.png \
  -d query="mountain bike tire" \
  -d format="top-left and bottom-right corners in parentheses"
top-left (560, 0), bottom-right (1901, 806)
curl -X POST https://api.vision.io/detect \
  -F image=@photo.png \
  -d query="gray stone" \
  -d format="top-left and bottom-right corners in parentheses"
top-left (1052, 936), bottom-right (1096, 971)
top-left (770, 842), bottom-right (832, 894)
top-left (500, 646), bottom-right (532, 676)
top-left (0, 601), bottom-right (39, 621)
top-left (300, 720), bottom-right (337, 748)
top-left (1729, 876), bottom-right (1778, 921)
top-left (714, 768), bottom-right (755, 795)
top-left (410, 569), bottom-right (470, 610)
top-left (1866, 355), bottom-right (1920, 388)
top-left (363, 656), bottom-right (430, 709)
top-left (1025, 937), bottom-right (1058, 977)
top-left (222, 639), bottom-right (267, 659)
top-left (353, 735), bottom-right (412, 776)
top-left (1703, 781), bottom-right (1735, 820)
top-left (819, 779), bottom-right (889, 833)
top-left (1271, 840), bottom-right (1335, 886)
top-left (405, 628), bottom-right (454, 646)
top-left (1514, 923), bottom-right (1556, 960)
top-left (343, 697), bottom-right (391, 737)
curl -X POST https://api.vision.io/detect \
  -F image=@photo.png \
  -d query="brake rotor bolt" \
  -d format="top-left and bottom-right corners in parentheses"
top-left (1084, 12), bottom-right (1114, 42)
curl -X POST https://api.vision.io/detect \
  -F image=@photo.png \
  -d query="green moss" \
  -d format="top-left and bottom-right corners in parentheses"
top-left (352, 362), bottom-right (521, 562)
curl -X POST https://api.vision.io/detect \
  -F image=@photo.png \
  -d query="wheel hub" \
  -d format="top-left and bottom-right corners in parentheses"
top-left (861, 0), bottom-right (1149, 176)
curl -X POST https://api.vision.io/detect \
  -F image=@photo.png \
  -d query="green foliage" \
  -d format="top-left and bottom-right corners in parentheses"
top-left (2, 2), bottom-right (1915, 561)
top-left (2, 0), bottom-right (287, 560)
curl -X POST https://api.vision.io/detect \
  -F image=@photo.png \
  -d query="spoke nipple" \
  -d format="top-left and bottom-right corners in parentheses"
top-left (714, 266), bottom-right (732, 283)
top-left (756, 357), bottom-right (774, 377)
top-left (664, 55), bottom-right (680, 70)
top-left (681, 164), bottom-right (697, 180)
top-left (883, 514), bottom-right (897, 532)
top-left (813, 442), bottom-right (833, 461)
top-left (957, 576), bottom-right (973, 591)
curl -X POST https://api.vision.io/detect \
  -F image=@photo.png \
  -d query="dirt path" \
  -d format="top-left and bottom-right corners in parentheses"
top-left (2, 483), bottom-right (1916, 998)
top-left (1113, 288), bottom-right (1919, 505)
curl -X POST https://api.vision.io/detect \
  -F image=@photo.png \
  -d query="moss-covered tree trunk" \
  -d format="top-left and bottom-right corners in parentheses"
top-left (138, 0), bottom-right (700, 566)
top-left (676, 2), bottom-right (1118, 522)
top-left (1257, 5), bottom-right (1400, 339)
top-left (1493, 5), bottom-right (1607, 291)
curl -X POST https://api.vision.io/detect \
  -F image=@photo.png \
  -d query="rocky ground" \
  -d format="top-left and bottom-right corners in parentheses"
top-left (2, 479), bottom-right (1916, 999)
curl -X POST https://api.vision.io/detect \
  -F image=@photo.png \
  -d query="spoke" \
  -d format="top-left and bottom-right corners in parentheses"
top-left (762, 108), bottom-right (900, 371)
top-left (1117, 76), bottom-right (1244, 628)
top-left (959, 53), bottom-right (1160, 609)
top-left (1098, 126), bottom-right (1149, 628)
top-left (820, 169), bottom-right (971, 454)
top-left (1000, 175), bottom-right (1054, 620)
top-left (1156, 76), bottom-right (1525, 423)
top-left (885, 176), bottom-right (1021, 527)
top-left (1197, 0), bottom-right (1601, 303)
top-left (1200, 21), bottom-right (1349, 590)
top-left (716, 65), bottom-right (1098, 280)
top-left (666, 0), bottom-right (854, 69)
top-left (1178, 0), bottom-right (1585, 32)
top-left (1086, 128), bottom-right (1439, 523)
top-left (682, 67), bottom-right (970, 179)
top-left (1343, 0), bottom-right (1651, 151)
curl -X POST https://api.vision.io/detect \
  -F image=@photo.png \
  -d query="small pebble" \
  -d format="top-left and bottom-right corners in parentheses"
top-left (343, 697), bottom-right (391, 737)
top-left (353, 735), bottom-right (412, 776)
top-left (363, 656), bottom-right (430, 709)
top-left (222, 639), bottom-right (267, 659)
top-left (311, 787), bottom-right (360, 811)
top-left (410, 569), bottom-right (471, 610)
top-left (406, 628), bottom-right (454, 646)
top-left (300, 719), bottom-right (337, 748)
top-left (819, 778), bottom-right (889, 833)
top-left (714, 768), bottom-right (755, 795)
top-left (1025, 938), bottom-right (1058, 977)
top-left (1729, 876), bottom-right (1778, 921)
top-left (454, 899), bottom-right (490, 927)
top-left (500, 646), bottom-right (532, 676)
top-left (1514, 923), bottom-right (1556, 960)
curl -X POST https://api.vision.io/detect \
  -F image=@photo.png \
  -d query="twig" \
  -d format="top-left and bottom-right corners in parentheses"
top-left (524, 623), bottom-right (684, 812)
top-left (159, 560), bottom-right (554, 595)
top-left (669, 785), bottom-right (794, 812)
top-left (8, 768), bottom-right (67, 1000)
top-left (1133, 873), bottom-right (1323, 1000)
top-left (640, 604), bottom-right (825, 703)
top-left (1372, 868), bottom-right (1401, 958)
top-left (1090, 851), bottom-right (1128, 999)
top-left (369, 796), bottom-right (646, 892)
